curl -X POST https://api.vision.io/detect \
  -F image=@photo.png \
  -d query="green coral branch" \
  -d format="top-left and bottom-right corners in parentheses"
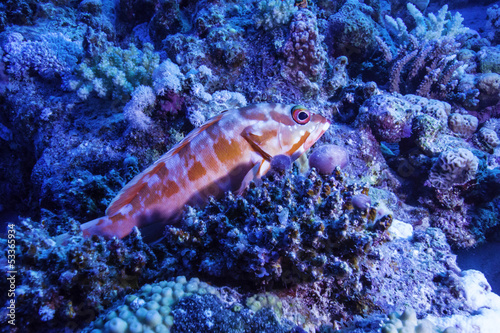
top-left (69, 43), bottom-right (160, 102)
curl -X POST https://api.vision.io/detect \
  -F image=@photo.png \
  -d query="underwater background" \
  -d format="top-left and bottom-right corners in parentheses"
top-left (1, 0), bottom-right (500, 332)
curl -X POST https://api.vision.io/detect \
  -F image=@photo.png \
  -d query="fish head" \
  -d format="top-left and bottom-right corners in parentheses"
top-left (275, 104), bottom-right (331, 161)
top-left (240, 104), bottom-right (330, 162)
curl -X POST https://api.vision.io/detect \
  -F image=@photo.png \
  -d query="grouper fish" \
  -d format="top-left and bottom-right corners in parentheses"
top-left (79, 103), bottom-right (330, 242)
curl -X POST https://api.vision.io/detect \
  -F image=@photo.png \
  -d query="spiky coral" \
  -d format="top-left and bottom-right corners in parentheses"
top-left (379, 4), bottom-right (470, 99)
top-left (388, 37), bottom-right (464, 99)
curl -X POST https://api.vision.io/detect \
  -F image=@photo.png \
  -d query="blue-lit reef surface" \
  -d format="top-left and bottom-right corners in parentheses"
top-left (1, 0), bottom-right (500, 332)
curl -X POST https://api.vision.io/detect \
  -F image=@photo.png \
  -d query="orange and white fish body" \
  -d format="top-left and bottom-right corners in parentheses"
top-left (81, 103), bottom-right (330, 242)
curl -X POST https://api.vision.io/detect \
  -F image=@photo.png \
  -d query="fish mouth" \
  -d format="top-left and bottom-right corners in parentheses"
top-left (304, 115), bottom-right (330, 150)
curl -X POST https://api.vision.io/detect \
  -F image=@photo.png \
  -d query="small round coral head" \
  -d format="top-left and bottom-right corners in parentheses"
top-left (309, 144), bottom-right (349, 174)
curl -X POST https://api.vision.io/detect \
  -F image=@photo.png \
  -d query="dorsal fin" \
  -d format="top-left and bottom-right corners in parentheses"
top-left (105, 112), bottom-right (226, 216)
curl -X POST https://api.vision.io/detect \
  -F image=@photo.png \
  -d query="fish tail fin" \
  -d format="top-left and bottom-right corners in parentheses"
top-left (55, 232), bottom-right (71, 245)
top-left (80, 215), bottom-right (131, 239)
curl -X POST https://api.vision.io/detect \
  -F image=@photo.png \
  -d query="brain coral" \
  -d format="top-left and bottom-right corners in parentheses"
top-left (447, 113), bottom-right (478, 138)
top-left (426, 148), bottom-right (479, 189)
top-left (476, 127), bottom-right (500, 152)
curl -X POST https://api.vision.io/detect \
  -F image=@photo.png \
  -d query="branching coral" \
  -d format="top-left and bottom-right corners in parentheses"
top-left (69, 43), bottom-right (159, 101)
top-left (406, 4), bottom-right (469, 41)
top-left (378, 4), bottom-right (470, 99)
top-left (388, 37), bottom-right (464, 99)
top-left (384, 4), bottom-right (469, 46)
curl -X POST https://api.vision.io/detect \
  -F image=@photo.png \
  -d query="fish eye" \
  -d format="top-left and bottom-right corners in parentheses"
top-left (291, 105), bottom-right (311, 125)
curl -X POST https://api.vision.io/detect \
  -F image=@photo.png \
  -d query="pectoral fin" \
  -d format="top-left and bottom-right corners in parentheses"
top-left (236, 159), bottom-right (271, 195)
top-left (295, 153), bottom-right (310, 174)
top-left (241, 125), bottom-right (274, 162)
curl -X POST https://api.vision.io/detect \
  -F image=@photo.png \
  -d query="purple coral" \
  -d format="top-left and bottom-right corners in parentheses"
top-left (352, 194), bottom-right (371, 210)
top-left (282, 9), bottom-right (326, 93)
top-left (270, 154), bottom-right (292, 173)
top-left (3, 32), bottom-right (81, 81)
top-left (358, 93), bottom-right (415, 143)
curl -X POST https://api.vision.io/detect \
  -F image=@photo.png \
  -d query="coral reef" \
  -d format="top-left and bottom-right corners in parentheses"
top-left (161, 166), bottom-right (392, 287)
top-left (0, 219), bottom-right (158, 331)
